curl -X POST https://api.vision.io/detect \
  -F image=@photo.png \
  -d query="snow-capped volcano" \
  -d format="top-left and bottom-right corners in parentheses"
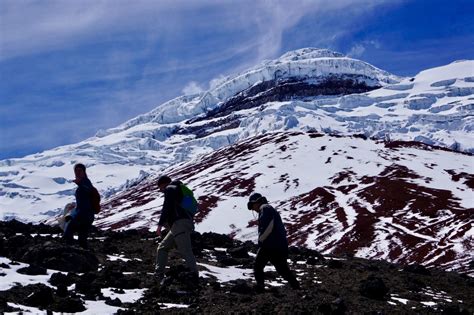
top-left (0, 48), bottom-right (472, 229)
top-left (99, 47), bottom-right (400, 131)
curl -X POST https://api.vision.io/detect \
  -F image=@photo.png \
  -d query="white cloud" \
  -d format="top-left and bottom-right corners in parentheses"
top-left (209, 75), bottom-right (227, 90)
top-left (182, 81), bottom-right (204, 95)
top-left (348, 40), bottom-right (383, 58)
top-left (348, 44), bottom-right (366, 57)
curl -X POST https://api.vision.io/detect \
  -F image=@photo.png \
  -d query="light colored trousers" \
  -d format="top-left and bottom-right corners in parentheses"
top-left (155, 218), bottom-right (198, 275)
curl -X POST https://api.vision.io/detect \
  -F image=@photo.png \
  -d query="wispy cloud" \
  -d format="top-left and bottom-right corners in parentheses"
top-left (348, 40), bottom-right (382, 58)
top-left (182, 81), bottom-right (205, 95)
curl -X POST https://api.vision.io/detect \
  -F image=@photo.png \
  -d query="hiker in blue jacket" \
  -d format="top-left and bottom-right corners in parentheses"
top-left (247, 192), bottom-right (300, 292)
top-left (155, 175), bottom-right (198, 281)
top-left (63, 163), bottom-right (95, 248)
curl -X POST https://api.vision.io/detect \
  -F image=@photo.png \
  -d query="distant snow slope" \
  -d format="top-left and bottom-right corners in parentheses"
top-left (95, 131), bottom-right (474, 275)
top-left (0, 48), bottom-right (472, 223)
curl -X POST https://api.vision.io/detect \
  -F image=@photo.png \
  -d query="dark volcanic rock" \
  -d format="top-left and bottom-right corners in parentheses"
top-left (438, 304), bottom-right (471, 315)
top-left (201, 232), bottom-right (234, 248)
top-left (359, 275), bottom-right (389, 300)
top-left (229, 279), bottom-right (253, 294)
top-left (75, 272), bottom-right (103, 299)
top-left (56, 284), bottom-right (69, 297)
top-left (0, 296), bottom-right (16, 312)
top-left (318, 297), bottom-right (347, 315)
top-left (1, 220), bottom-right (473, 314)
top-left (21, 241), bottom-right (99, 272)
top-left (4, 234), bottom-right (30, 255)
top-left (227, 246), bottom-right (249, 258)
top-left (17, 264), bottom-right (47, 275)
top-left (49, 272), bottom-right (76, 287)
top-left (327, 259), bottom-right (344, 269)
top-left (403, 263), bottom-right (431, 275)
top-left (54, 297), bottom-right (86, 313)
top-left (105, 297), bottom-right (123, 307)
top-left (24, 284), bottom-right (55, 308)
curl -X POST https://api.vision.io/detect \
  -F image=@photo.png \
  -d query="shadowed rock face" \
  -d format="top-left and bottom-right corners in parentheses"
top-left (95, 131), bottom-right (473, 277)
top-left (187, 75), bottom-right (379, 124)
top-left (0, 220), bottom-right (473, 314)
top-left (171, 75), bottom-right (380, 140)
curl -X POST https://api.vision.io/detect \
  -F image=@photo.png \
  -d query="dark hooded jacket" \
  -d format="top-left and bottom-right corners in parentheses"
top-left (257, 204), bottom-right (288, 251)
top-left (71, 177), bottom-right (95, 222)
top-left (158, 180), bottom-right (192, 227)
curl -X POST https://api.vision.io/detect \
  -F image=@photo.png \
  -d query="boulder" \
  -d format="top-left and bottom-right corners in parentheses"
top-left (24, 284), bottom-right (54, 308)
top-left (105, 297), bottom-right (123, 307)
top-left (49, 272), bottom-right (76, 287)
top-left (17, 264), bottom-right (47, 275)
top-left (54, 297), bottom-right (86, 313)
top-left (201, 232), bottom-right (234, 248)
top-left (21, 241), bottom-right (99, 273)
top-left (359, 276), bottom-right (389, 300)
top-left (227, 246), bottom-right (249, 259)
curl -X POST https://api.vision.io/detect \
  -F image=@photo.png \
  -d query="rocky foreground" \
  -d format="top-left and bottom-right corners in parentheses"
top-left (0, 220), bottom-right (473, 314)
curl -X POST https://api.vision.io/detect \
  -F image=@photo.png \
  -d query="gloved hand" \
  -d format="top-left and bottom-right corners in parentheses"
top-left (156, 225), bottom-right (163, 236)
top-left (65, 215), bottom-right (72, 222)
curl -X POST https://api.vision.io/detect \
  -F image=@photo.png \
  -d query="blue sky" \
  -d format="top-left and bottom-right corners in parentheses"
top-left (1, 0), bottom-right (473, 160)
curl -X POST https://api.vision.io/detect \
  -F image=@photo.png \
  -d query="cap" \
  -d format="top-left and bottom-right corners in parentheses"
top-left (157, 175), bottom-right (172, 186)
top-left (247, 192), bottom-right (264, 210)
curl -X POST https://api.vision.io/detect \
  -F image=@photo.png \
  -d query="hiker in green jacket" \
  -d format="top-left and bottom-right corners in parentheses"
top-left (155, 175), bottom-right (198, 281)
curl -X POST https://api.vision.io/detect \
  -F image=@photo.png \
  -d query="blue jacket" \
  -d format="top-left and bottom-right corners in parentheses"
top-left (71, 177), bottom-right (95, 222)
top-left (258, 204), bottom-right (288, 251)
top-left (158, 180), bottom-right (192, 227)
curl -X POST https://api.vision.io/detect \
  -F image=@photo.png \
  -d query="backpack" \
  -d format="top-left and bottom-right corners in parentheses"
top-left (178, 184), bottom-right (198, 217)
top-left (90, 186), bottom-right (101, 214)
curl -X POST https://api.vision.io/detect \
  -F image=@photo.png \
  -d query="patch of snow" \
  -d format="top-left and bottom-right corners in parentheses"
top-left (199, 263), bottom-right (253, 283)
top-left (101, 288), bottom-right (146, 304)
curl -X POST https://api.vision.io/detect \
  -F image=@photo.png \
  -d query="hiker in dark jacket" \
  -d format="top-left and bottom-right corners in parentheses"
top-left (155, 175), bottom-right (198, 280)
top-left (63, 163), bottom-right (95, 248)
top-left (247, 192), bottom-right (300, 292)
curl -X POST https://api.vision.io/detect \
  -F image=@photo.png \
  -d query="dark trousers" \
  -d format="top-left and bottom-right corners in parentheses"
top-left (254, 247), bottom-right (300, 289)
top-left (63, 217), bottom-right (93, 248)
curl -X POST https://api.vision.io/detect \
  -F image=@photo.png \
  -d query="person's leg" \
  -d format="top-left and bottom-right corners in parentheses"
top-left (77, 219), bottom-right (91, 249)
top-left (254, 248), bottom-right (270, 290)
top-left (155, 229), bottom-right (175, 276)
top-left (63, 219), bottom-right (77, 245)
top-left (270, 251), bottom-right (300, 289)
top-left (172, 219), bottom-right (198, 275)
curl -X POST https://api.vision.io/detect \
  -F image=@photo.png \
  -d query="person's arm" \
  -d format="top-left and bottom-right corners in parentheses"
top-left (258, 206), bottom-right (275, 243)
top-left (158, 186), bottom-right (177, 227)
